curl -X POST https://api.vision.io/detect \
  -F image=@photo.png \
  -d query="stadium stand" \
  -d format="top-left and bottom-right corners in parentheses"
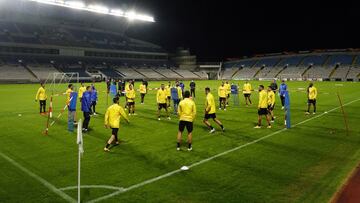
top-left (173, 69), bottom-right (200, 79)
top-left (193, 71), bottom-right (209, 79)
top-left (152, 68), bottom-right (183, 79)
top-left (0, 63), bottom-right (37, 82)
top-left (223, 52), bottom-right (360, 81)
top-left (27, 63), bottom-right (62, 80)
top-left (136, 68), bottom-right (165, 80)
top-left (115, 67), bottom-right (145, 79)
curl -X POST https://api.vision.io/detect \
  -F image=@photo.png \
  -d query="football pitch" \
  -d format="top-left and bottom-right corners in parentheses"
top-left (1, 80), bottom-right (360, 203)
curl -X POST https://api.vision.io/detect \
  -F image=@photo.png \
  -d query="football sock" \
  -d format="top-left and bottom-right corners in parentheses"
top-left (177, 142), bottom-right (180, 148)
top-left (188, 143), bottom-right (192, 149)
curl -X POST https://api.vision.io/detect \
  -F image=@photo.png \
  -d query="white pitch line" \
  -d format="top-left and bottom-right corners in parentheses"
top-left (0, 152), bottom-right (76, 203)
top-left (59, 185), bottom-right (124, 191)
top-left (88, 97), bottom-right (360, 203)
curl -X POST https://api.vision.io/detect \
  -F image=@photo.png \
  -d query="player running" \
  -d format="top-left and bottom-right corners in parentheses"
top-left (35, 82), bottom-right (47, 115)
top-left (254, 85), bottom-right (271, 129)
top-left (104, 97), bottom-right (129, 152)
top-left (306, 83), bottom-right (317, 115)
top-left (218, 82), bottom-right (227, 110)
top-left (157, 84), bottom-right (170, 120)
top-left (126, 84), bottom-right (136, 115)
top-left (177, 90), bottom-right (196, 151)
top-left (139, 81), bottom-right (147, 104)
top-left (203, 87), bottom-right (225, 133)
top-left (243, 80), bottom-right (252, 106)
top-left (267, 86), bottom-right (276, 122)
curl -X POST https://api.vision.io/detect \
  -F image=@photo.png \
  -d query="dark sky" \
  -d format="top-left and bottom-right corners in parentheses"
top-left (95, 1), bottom-right (360, 61)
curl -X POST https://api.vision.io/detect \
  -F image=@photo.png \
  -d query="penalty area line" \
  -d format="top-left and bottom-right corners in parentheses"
top-left (88, 98), bottom-right (360, 203)
top-left (0, 152), bottom-right (76, 203)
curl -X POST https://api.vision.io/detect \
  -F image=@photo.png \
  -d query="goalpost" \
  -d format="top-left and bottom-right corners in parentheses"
top-left (43, 72), bottom-right (79, 135)
top-left (45, 72), bottom-right (80, 95)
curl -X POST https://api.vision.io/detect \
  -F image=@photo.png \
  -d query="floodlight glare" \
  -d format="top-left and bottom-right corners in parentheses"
top-left (110, 9), bottom-right (124, 17)
top-left (24, 0), bottom-right (155, 22)
top-left (88, 4), bottom-right (109, 14)
top-left (65, 1), bottom-right (85, 9)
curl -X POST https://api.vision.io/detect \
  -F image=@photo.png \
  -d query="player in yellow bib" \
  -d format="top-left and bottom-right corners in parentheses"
top-left (139, 82), bottom-right (147, 104)
top-left (126, 84), bottom-right (136, 115)
top-left (306, 83), bottom-right (317, 115)
top-left (204, 87), bottom-right (225, 133)
top-left (243, 80), bottom-right (252, 106)
top-left (254, 85), bottom-right (271, 129)
top-left (35, 82), bottom-right (47, 115)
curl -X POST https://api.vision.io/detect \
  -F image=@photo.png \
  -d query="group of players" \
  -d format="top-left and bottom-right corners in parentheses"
top-left (35, 79), bottom-right (318, 152)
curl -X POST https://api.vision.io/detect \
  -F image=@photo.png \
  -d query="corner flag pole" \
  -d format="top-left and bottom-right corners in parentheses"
top-left (337, 92), bottom-right (349, 136)
top-left (77, 119), bottom-right (83, 203)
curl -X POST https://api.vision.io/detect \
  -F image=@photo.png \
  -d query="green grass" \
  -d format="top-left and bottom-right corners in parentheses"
top-left (0, 80), bottom-right (360, 202)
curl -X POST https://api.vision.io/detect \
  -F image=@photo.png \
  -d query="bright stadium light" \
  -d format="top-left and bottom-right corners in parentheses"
top-left (87, 4), bottom-right (109, 14)
top-left (65, 1), bottom-right (85, 9)
top-left (24, 0), bottom-right (155, 22)
top-left (110, 9), bottom-right (124, 17)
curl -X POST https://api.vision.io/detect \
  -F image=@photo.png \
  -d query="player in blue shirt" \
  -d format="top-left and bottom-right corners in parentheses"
top-left (81, 86), bottom-right (92, 132)
top-left (279, 80), bottom-right (287, 110)
top-left (90, 84), bottom-right (98, 115)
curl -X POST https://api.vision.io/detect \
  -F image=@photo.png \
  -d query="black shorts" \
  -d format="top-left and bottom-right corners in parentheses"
top-left (204, 113), bottom-right (216, 120)
top-left (158, 103), bottom-right (167, 110)
top-left (141, 93), bottom-right (146, 97)
top-left (111, 128), bottom-right (119, 136)
top-left (244, 93), bottom-right (251, 97)
top-left (258, 108), bottom-right (268, 115)
top-left (220, 97), bottom-right (226, 102)
top-left (179, 121), bottom-right (193, 133)
top-left (308, 99), bottom-right (316, 104)
top-left (167, 96), bottom-right (171, 100)
top-left (128, 102), bottom-right (135, 106)
top-left (268, 104), bottom-right (275, 111)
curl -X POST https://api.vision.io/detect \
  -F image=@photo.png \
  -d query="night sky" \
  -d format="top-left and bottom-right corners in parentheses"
top-left (94, 1), bottom-right (359, 61)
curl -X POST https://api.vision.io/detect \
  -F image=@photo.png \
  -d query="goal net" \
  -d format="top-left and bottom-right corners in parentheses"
top-left (45, 72), bottom-right (79, 95)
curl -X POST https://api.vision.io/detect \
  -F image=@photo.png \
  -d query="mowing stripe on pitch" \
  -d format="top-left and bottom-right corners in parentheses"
top-left (88, 98), bottom-right (360, 203)
top-left (0, 152), bottom-right (76, 203)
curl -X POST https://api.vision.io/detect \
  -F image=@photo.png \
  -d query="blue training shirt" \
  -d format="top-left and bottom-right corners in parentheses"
top-left (81, 91), bottom-right (91, 112)
top-left (279, 83), bottom-right (287, 96)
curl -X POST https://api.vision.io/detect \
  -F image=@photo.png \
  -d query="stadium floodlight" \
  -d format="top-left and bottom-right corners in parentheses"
top-left (65, 1), bottom-right (85, 9)
top-left (110, 9), bottom-right (125, 17)
top-left (87, 4), bottom-right (109, 14)
top-left (24, 0), bottom-right (155, 22)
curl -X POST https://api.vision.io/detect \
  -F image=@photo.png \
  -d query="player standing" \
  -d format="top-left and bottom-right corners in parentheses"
top-left (81, 86), bottom-right (92, 132)
top-left (306, 83), bottom-right (317, 115)
top-left (35, 82), bottom-right (47, 115)
top-left (203, 87), bottom-right (225, 133)
top-left (139, 81), bottom-right (147, 104)
top-left (279, 80), bottom-right (287, 109)
top-left (270, 79), bottom-right (278, 93)
top-left (157, 84), bottom-right (170, 120)
top-left (254, 85), bottom-right (271, 128)
top-left (166, 81), bottom-right (171, 108)
top-left (90, 84), bottom-right (97, 115)
top-left (177, 90), bottom-right (196, 151)
top-left (78, 82), bottom-right (86, 102)
top-left (267, 86), bottom-right (276, 122)
top-left (190, 80), bottom-right (196, 98)
top-left (243, 80), bottom-right (252, 106)
top-left (126, 84), bottom-right (136, 115)
top-left (224, 81), bottom-right (231, 106)
top-left (104, 97), bottom-right (129, 152)
top-left (218, 82), bottom-right (227, 110)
